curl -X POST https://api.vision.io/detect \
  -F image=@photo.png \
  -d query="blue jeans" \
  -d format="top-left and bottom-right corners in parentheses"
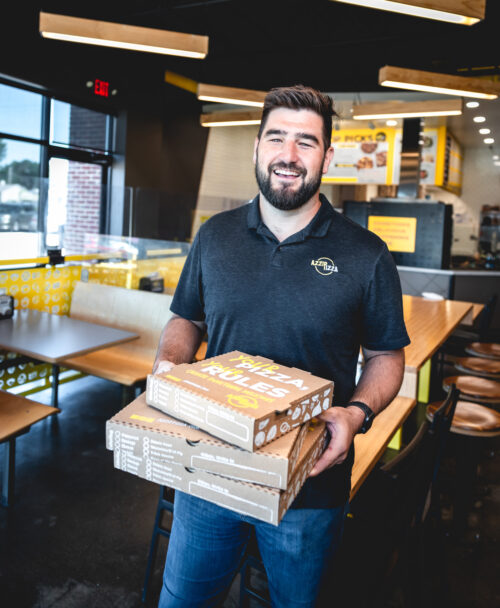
top-left (158, 491), bottom-right (348, 608)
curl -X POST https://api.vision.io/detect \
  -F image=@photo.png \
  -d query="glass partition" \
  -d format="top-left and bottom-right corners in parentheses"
top-left (0, 83), bottom-right (43, 140)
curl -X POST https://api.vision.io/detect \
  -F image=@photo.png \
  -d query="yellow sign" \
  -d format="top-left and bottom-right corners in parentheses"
top-left (367, 216), bottom-right (417, 253)
top-left (323, 127), bottom-right (397, 185)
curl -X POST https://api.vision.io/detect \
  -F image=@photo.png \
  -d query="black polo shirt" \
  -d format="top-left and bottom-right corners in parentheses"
top-left (171, 194), bottom-right (410, 508)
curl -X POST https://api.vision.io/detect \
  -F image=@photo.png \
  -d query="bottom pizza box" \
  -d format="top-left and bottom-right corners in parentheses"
top-left (106, 392), bottom-right (308, 490)
top-left (110, 419), bottom-right (327, 526)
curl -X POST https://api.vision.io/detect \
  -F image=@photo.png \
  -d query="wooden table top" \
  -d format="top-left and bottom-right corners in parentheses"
top-left (402, 295), bottom-right (474, 372)
top-left (0, 309), bottom-right (139, 364)
top-left (0, 390), bottom-right (59, 442)
top-left (351, 395), bottom-right (416, 499)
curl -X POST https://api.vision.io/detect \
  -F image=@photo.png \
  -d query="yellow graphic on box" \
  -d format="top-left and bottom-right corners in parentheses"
top-left (166, 374), bottom-right (181, 382)
top-left (130, 414), bottom-right (155, 423)
top-left (367, 216), bottom-right (417, 253)
top-left (227, 394), bottom-right (259, 409)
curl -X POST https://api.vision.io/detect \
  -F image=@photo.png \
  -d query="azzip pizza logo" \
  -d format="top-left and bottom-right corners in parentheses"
top-left (311, 257), bottom-right (338, 276)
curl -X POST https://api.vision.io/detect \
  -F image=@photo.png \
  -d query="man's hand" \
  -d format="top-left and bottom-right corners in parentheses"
top-left (308, 406), bottom-right (364, 477)
top-left (153, 360), bottom-right (176, 375)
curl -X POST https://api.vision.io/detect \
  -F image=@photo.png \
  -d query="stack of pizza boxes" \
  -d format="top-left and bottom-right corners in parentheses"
top-left (106, 351), bottom-right (333, 525)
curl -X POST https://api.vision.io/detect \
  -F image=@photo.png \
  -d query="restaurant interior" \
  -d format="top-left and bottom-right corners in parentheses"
top-left (1, 2), bottom-right (499, 607)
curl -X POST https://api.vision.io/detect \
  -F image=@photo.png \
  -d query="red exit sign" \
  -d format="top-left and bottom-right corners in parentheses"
top-left (94, 79), bottom-right (109, 97)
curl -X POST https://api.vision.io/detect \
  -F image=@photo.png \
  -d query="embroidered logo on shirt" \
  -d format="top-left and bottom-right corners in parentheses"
top-left (311, 257), bottom-right (338, 275)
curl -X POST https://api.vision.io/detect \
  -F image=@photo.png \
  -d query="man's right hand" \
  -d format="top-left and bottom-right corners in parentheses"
top-left (153, 360), bottom-right (176, 375)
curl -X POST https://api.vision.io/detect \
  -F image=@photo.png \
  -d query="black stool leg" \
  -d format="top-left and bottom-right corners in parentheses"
top-left (1, 438), bottom-right (16, 507)
top-left (142, 486), bottom-right (174, 604)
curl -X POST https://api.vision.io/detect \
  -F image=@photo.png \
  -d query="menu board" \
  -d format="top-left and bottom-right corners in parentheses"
top-left (419, 126), bottom-right (462, 195)
top-left (323, 128), bottom-right (399, 185)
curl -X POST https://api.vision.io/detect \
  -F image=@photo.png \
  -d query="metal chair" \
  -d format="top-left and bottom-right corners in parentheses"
top-left (142, 486), bottom-right (175, 604)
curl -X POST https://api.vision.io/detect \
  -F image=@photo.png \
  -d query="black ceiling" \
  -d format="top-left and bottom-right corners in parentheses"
top-left (2, 1), bottom-right (500, 109)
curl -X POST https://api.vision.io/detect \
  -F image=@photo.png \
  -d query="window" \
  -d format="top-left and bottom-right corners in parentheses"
top-left (0, 83), bottom-right (42, 140)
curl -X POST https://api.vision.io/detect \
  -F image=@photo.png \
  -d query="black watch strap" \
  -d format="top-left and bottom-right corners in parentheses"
top-left (346, 400), bottom-right (375, 434)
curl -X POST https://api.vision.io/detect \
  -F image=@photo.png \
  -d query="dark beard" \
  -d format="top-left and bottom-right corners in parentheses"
top-left (255, 158), bottom-right (323, 211)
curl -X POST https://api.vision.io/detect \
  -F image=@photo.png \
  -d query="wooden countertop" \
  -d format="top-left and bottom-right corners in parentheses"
top-left (403, 295), bottom-right (473, 372)
top-left (351, 395), bottom-right (416, 500)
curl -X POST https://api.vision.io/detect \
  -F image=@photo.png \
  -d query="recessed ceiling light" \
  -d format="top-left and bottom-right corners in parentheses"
top-left (473, 116), bottom-right (486, 123)
top-left (493, 155), bottom-right (499, 160)
top-left (466, 101), bottom-right (480, 108)
top-left (484, 138), bottom-right (495, 144)
top-left (494, 161), bottom-right (500, 166)
top-left (386, 119), bottom-right (398, 126)
top-left (479, 128), bottom-right (491, 134)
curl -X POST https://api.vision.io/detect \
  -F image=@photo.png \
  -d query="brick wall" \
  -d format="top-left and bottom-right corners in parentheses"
top-left (64, 162), bottom-right (102, 252)
top-left (63, 106), bottom-right (106, 252)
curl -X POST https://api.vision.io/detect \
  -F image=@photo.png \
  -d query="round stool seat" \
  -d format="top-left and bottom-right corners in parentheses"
top-left (427, 400), bottom-right (500, 437)
top-left (455, 357), bottom-right (500, 379)
top-left (443, 376), bottom-right (500, 406)
top-left (465, 342), bottom-right (500, 360)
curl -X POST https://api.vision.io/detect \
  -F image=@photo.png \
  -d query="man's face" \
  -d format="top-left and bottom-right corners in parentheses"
top-left (253, 108), bottom-right (333, 211)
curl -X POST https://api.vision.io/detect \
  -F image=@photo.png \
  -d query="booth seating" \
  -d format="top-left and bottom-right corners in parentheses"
top-left (442, 376), bottom-right (500, 408)
top-left (465, 342), bottom-right (500, 360)
top-left (0, 390), bottom-right (59, 507)
top-left (60, 282), bottom-right (174, 400)
top-left (454, 356), bottom-right (500, 380)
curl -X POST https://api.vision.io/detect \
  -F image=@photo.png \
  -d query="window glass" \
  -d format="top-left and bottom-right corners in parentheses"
top-left (51, 100), bottom-right (110, 152)
top-left (0, 83), bottom-right (42, 139)
top-left (0, 139), bottom-right (41, 232)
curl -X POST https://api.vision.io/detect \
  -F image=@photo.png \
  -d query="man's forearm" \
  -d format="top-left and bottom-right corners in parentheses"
top-left (347, 348), bottom-right (405, 423)
top-left (153, 315), bottom-right (204, 372)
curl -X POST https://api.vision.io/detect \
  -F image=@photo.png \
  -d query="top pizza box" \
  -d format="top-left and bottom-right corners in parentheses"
top-left (146, 351), bottom-right (333, 451)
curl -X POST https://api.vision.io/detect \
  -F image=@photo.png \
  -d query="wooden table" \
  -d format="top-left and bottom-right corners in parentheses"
top-left (399, 295), bottom-right (475, 399)
top-left (351, 395), bottom-right (416, 499)
top-left (0, 309), bottom-right (138, 406)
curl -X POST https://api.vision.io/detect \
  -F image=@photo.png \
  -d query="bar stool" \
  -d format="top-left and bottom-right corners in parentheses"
top-left (454, 357), bottom-right (500, 380)
top-left (142, 486), bottom-right (175, 604)
top-left (465, 342), bottom-right (500, 360)
top-left (442, 376), bottom-right (500, 408)
top-left (426, 400), bottom-right (500, 534)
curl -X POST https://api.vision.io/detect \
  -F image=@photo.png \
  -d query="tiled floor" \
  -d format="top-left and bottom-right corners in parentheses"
top-left (0, 374), bottom-right (498, 607)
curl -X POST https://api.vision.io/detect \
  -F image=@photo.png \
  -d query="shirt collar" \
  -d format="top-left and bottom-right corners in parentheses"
top-left (247, 193), bottom-right (334, 242)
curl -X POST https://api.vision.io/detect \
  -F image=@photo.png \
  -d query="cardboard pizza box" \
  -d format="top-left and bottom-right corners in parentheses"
top-left (146, 351), bottom-right (333, 451)
top-left (110, 417), bottom-right (328, 526)
top-left (106, 392), bottom-right (308, 490)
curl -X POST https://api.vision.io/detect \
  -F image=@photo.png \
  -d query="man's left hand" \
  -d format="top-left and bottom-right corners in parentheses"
top-left (308, 406), bottom-right (364, 477)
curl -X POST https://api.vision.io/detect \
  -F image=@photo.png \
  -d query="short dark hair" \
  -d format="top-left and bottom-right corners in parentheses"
top-left (258, 85), bottom-right (336, 151)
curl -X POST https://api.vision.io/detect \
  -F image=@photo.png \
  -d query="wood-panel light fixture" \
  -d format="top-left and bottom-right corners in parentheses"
top-left (200, 110), bottom-right (262, 127)
top-left (352, 98), bottom-right (463, 120)
top-left (330, 1), bottom-right (485, 25)
top-left (39, 12), bottom-right (208, 59)
top-left (379, 66), bottom-right (500, 99)
top-left (197, 83), bottom-right (267, 107)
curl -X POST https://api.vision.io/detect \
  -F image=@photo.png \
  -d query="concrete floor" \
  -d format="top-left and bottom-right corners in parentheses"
top-left (1, 375), bottom-right (499, 608)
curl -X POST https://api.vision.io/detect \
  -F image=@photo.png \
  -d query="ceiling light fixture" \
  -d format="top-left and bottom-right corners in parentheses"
top-left (200, 110), bottom-right (262, 127)
top-left (39, 11), bottom-right (208, 59)
top-left (466, 101), bottom-right (480, 108)
top-left (473, 116), bottom-right (486, 123)
top-left (330, 1), bottom-right (485, 25)
top-left (484, 138), bottom-right (495, 144)
top-left (352, 98), bottom-right (463, 120)
top-left (197, 83), bottom-right (267, 107)
top-left (479, 128), bottom-right (491, 135)
top-left (493, 155), bottom-right (499, 160)
top-left (494, 161), bottom-right (500, 166)
top-left (386, 119), bottom-right (398, 126)
top-left (379, 66), bottom-right (500, 100)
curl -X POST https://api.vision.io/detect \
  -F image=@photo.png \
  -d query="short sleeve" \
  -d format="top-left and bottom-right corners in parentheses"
top-left (361, 245), bottom-right (410, 351)
top-left (170, 229), bottom-right (205, 322)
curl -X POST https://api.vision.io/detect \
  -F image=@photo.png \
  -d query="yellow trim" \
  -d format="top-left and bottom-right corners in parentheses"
top-left (385, 128), bottom-right (395, 184)
top-left (146, 248), bottom-right (184, 256)
top-left (164, 70), bottom-right (198, 94)
top-left (0, 256), bottom-right (49, 266)
top-left (387, 428), bottom-right (402, 451)
top-left (434, 126), bottom-right (447, 186)
top-left (321, 176), bottom-right (358, 183)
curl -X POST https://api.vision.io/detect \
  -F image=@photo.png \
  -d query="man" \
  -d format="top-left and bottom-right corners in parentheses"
top-left (153, 85), bottom-right (410, 607)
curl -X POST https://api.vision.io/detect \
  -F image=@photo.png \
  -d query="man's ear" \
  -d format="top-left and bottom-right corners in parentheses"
top-left (322, 146), bottom-right (334, 174)
top-left (253, 137), bottom-right (259, 164)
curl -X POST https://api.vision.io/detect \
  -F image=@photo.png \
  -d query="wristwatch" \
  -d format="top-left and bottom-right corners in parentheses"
top-left (346, 401), bottom-right (375, 434)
